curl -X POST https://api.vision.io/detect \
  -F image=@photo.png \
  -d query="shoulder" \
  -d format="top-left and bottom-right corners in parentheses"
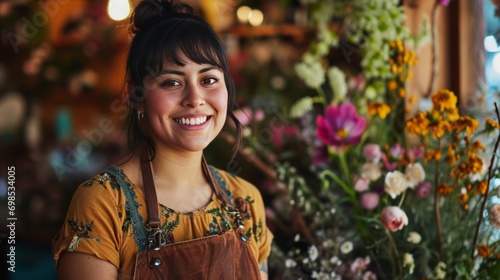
top-left (69, 166), bottom-right (129, 209)
top-left (208, 166), bottom-right (262, 199)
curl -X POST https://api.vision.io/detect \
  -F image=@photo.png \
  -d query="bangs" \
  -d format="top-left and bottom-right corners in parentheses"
top-left (161, 28), bottom-right (224, 70)
top-left (132, 18), bottom-right (227, 82)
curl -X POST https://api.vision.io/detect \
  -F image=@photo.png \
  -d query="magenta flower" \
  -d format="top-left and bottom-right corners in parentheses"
top-left (316, 103), bottom-right (367, 147)
top-left (415, 181), bottom-right (432, 199)
top-left (439, 0), bottom-right (451, 6)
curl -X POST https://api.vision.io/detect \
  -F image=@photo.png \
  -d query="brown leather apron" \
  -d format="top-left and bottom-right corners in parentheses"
top-left (133, 153), bottom-right (261, 280)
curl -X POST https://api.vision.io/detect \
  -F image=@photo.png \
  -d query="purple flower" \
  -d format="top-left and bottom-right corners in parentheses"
top-left (316, 103), bottom-right (367, 148)
top-left (415, 181), bottom-right (432, 199)
top-left (439, 0), bottom-right (451, 6)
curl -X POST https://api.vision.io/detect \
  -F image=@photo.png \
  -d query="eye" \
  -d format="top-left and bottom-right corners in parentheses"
top-left (202, 77), bottom-right (219, 85)
top-left (160, 79), bottom-right (181, 87)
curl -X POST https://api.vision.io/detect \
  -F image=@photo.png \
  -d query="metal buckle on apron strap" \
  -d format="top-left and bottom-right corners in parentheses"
top-left (225, 207), bottom-right (249, 242)
top-left (147, 227), bottom-right (166, 251)
top-left (146, 227), bottom-right (166, 268)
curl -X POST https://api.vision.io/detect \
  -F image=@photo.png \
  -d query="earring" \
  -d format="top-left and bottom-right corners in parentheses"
top-left (138, 111), bottom-right (144, 120)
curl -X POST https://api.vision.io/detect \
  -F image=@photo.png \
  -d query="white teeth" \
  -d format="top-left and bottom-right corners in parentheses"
top-left (175, 116), bottom-right (208, 125)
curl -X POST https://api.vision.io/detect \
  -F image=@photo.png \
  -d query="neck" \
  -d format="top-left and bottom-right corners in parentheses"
top-left (148, 149), bottom-right (206, 190)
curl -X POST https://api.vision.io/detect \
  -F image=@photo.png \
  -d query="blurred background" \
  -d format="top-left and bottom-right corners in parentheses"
top-left (0, 0), bottom-right (499, 279)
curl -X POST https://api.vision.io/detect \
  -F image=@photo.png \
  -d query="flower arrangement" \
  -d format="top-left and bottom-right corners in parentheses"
top-left (227, 0), bottom-right (500, 279)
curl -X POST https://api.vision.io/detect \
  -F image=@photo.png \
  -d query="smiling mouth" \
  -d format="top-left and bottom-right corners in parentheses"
top-left (174, 116), bottom-right (209, 125)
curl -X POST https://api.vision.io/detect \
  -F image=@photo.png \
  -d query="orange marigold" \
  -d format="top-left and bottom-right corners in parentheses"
top-left (398, 88), bottom-right (406, 98)
top-left (486, 118), bottom-right (500, 131)
top-left (431, 89), bottom-right (457, 112)
top-left (467, 154), bottom-right (483, 174)
top-left (471, 140), bottom-right (486, 153)
top-left (368, 102), bottom-right (392, 119)
top-left (459, 193), bottom-right (469, 203)
top-left (407, 112), bottom-right (430, 136)
top-left (387, 81), bottom-right (398, 91)
top-left (477, 245), bottom-right (491, 258)
top-left (437, 183), bottom-right (453, 195)
top-left (454, 116), bottom-right (479, 135)
top-left (429, 120), bottom-right (452, 138)
top-left (475, 180), bottom-right (489, 195)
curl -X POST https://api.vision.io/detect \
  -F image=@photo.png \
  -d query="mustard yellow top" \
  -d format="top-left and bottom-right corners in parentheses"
top-left (52, 164), bottom-right (273, 279)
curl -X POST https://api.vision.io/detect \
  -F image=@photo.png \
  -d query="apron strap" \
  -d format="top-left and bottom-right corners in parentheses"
top-left (140, 149), bottom-right (161, 230)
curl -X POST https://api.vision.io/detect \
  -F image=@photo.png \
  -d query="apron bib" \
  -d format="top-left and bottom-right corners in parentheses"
top-left (132, 151), bottom-right (260, 280)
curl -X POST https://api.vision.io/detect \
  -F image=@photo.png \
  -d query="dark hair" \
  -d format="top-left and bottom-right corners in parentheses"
top-left (124, 0), bottom-right (242, 161)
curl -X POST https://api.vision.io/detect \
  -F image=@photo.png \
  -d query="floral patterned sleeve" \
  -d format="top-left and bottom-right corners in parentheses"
top-left (52, 172), bottom-right (125, 270)
top-left (250, 185), bottom-right (274, 264)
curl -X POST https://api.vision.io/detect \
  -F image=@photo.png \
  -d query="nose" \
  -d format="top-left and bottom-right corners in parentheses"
top-left (182, 84), bottom-right (205, 108)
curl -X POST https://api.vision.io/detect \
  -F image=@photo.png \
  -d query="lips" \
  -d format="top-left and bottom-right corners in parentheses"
top-left (174, 116), bottom-right (209, 125)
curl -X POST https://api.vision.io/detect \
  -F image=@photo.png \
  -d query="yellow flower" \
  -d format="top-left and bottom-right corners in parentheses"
top-left (429, 120), bottom-right (452, 138)
top-left (446, 107), bottom-right (460, 121)
top-left (408, 95), bottom-right (415, 104)
top-left (387, 81), bottom-right (398, 91)
top-left (431, 89), bottom-right (457, 111)
top-left (398, 88), bottom-right (406, 98)
top-left (396, 39), bottom-right (404, 52)
top-left (407, 112), bottom-right (430, 136)
top-left (368, 102), bottom-right (392, 119)
top-left (407, 70), bottom-right (413, 80)
top-left (477, 245), bottom-right (491, 258)
top-left (454, 116), bottom-right (478, 135)
top-left (486, 118), bottom-right (500, 131)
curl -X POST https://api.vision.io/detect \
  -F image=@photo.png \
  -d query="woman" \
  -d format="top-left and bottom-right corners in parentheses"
top-left (52, 1), bottom-right (273, 279)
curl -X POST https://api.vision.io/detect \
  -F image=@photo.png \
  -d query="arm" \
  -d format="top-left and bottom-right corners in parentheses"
top-left (57, 251), bottom-right (118, 280)
top-left (259, 260), bottom-right (268, 280)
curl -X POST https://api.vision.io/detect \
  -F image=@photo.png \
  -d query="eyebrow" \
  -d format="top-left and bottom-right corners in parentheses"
top-left (156, 66), bottom-right (221, 77)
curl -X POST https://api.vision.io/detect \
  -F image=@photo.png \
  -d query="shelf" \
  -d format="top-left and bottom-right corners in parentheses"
top-left (227, 24), bottom-right (312, 44)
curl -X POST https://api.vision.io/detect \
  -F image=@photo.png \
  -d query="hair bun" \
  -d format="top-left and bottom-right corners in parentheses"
top-left (129, 0), bottom-right (194, 35)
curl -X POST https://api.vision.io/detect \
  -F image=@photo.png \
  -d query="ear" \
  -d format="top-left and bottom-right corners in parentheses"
top-left (126, 82), bottom-right (145, 112)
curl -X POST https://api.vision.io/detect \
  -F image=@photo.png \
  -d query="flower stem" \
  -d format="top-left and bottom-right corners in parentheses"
top-left (385, 229), bottom-right (403, 279)
top-left (316, 86), bottom-right (328, 106)
top-left (434, 138), bottom-right (444, 258)
top-left (472, 103), bottom-right (500, 257)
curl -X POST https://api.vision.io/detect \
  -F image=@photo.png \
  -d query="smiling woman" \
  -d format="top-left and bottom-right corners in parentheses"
top-left (51, 1), bottom-right (273, 279)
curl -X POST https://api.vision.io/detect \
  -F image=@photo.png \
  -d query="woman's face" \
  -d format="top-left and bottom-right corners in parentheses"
top-left (142, 55), bottom-right (228, 154)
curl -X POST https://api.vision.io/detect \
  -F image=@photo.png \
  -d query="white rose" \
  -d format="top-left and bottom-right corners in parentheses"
top-left (384, 170), bottom-right (411, 199)
top-left (405, 163), bottom-right (425, 187)
top-left (361, 162), bottom-right (382, 181)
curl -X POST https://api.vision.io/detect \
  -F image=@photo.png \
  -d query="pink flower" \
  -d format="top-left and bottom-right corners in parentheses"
top-left (415, 181), bottom-right (432, 199)
top-left (354, 177), bottom-right (370, 192)
top-left (380, 206), bottom-right (408, 232)
top-left (351, 256), bottom-right (371, 274)
top-left (363, 144), bottom-right (382, 162)
top-left (316, 103), bottom-right (367, 147)
top-left (272, 125), bottom-right (300, 150)
top-left (381, 153), bottom-right (398, 171)
top-left (407, 146), bottom-right (424, 160)
top-left (360, 192), bottom-right (380, 210)
top-left (389, 143), bottom-right (405, 158)
top-left (439, 0), bottom-right (451, 6)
